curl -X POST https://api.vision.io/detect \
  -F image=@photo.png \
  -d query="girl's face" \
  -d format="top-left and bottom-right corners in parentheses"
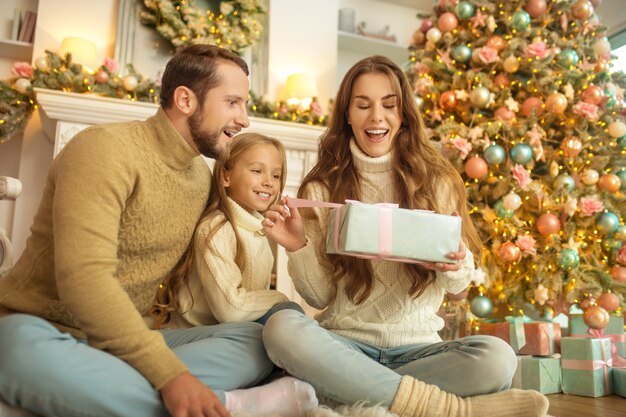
top-left (222, 143), bottom-right (283, 213)
top-left (347, 72), bottom-right (401, 158)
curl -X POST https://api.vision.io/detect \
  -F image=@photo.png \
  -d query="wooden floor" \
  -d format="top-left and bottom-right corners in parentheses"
top-left (547, 394), bottom-right (625, 417)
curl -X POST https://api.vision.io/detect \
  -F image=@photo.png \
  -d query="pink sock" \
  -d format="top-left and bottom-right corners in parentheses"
top-left (224, 376), bottom-right (318, 417)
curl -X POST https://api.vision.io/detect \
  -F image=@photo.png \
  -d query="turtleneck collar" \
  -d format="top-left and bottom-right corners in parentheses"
top-left (349, 139), bottom-right (393, 174)
top-left (226, 197), bottom-right (265, 234)
top-left (144, 107), bottom-right (201, 171)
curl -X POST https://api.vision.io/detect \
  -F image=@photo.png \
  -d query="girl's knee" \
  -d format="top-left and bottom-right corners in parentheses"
top-left (477, 336), bottom-right (517, 390)
top-left (262, 310), bottom-right (308, 359)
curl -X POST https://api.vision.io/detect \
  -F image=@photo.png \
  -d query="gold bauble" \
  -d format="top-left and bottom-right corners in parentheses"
top-left (582, 305), bottom-right (610, 330)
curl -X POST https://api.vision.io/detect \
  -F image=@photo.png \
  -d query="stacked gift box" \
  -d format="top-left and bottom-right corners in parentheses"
top-left (475, 314), bottom-right (626, 397)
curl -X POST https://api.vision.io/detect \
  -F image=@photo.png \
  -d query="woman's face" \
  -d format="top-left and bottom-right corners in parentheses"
top-left (347, 72), bottom-right (401, 158)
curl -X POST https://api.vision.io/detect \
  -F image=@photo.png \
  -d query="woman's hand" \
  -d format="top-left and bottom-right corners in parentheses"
top-left (420, 240), bottom-right (466, 273)
top-left (263, 197), bottom-right (307, 252)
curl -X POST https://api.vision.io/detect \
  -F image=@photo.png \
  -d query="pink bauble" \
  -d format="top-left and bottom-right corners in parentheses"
top-left (561, 136), bottom-right (582, 157)
top-left (579, 296), bottom-right (596, 311)
top-left (412, 30), bottom-right (426, 45)
top-left (465, 156), bottom-right (488, 179)
top-left (572, 0), bottom-right (593, 20)
top-left (495, 106), bottom-right (515, 121)
top-left (536, 213), bottom-right (561, 236)
top-left (498, 242), bottom-right (522, 263)
top-left (581, 85), bottom-right (604, 105)
top-left (597, 173), bottom-right (621, 193)
top-left (95, 70), bottom-right (109, 84)
top-left (494, 74), bottom-right (510, 89)
top-left (545, 92), bottom-right (568, 114)
top-left (598, 292), bottom-right (620, 312)
top-left (583, 305), bottom-right (610, 330)
top-left (486, 35), bottom-right (507, 52)
top-left (525, 0), bottom-right (548, 18)
top-left (438, 12), bottom-right (459, 33)
top-left (521, 97), bottom-right (544, 117)
top-left (420, 19), bottom-right (434, 33)
top-left (611, 265), bottom-right (626, 283)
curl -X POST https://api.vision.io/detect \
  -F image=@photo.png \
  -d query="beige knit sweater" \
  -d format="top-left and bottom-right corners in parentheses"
top-left (0, 108), bottom-right (210, 389)
top-left (287, 140), bottom-right (475, 348)
top-left (169, 197), bottom-right (288, 328)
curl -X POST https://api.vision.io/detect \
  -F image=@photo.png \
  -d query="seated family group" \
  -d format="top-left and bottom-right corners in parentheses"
top-left (0, 45), bottom-right (549, 417)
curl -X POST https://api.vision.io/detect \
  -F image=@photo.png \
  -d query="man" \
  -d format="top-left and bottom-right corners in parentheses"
top-left (0, 45), bottom-right (316, 417)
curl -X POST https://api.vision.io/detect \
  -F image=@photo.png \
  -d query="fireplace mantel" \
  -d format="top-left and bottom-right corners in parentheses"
top-left (34, 88), bottom-right (324, 305)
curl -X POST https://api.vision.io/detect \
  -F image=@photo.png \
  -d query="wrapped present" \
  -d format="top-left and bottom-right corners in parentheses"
top-left (287, 198), bottom-right (461, 264)
top-left (476, 318), bottom-right (561, 356)
top-left (561, 337), bottom-right (613, 397)
top-left (511, 355), bottom-right (561, 394)
top-left (614, 368), bottom-right (626, 398)
top-left (570, 314), bottom-right (625, 358)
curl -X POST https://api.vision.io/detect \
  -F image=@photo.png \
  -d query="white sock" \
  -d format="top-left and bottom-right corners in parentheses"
top-left (224, 376), bottom-right (318, 417)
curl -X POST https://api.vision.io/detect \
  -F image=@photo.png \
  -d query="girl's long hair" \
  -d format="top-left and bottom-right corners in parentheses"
top-left (151, 133), bottom-right (286, 327)
top-left (298, 55), bottom-right (482, 305)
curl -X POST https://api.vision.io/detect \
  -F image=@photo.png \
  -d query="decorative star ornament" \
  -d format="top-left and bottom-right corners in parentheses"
top-left (563, 236), bottom-right (582, 251)
top-left (563, 83), bottom-right (575, 100)
top-left (505, 97), bottom-right (520, 112)
top-left (471, 9), bottom-right (487, 28)
top-left (547, 293), bottom-right (571, 317)
top-left (468, 126), bottom-right (484, 141)
top-left (534, 284), bottom-right (549, 306)
top-left (455, 89), bottom-right (469, 101)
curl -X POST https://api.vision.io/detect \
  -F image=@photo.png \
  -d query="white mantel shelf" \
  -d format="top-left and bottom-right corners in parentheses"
top-left (34, 87), bottom-right (325, 303)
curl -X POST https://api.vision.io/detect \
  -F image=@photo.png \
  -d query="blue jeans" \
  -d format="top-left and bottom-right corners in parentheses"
top-left (262, 310), bottom-right (516, 407)
top-left (0, 314), bottom-right (274, 417)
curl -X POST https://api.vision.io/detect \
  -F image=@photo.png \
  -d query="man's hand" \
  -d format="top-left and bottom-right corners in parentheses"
top-left (160, 371), bottom-right (231, 417)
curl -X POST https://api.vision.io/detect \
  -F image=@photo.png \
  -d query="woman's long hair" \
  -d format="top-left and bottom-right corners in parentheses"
top-left (299, 55), bottom-right (482, 305)
top-left (151, 133), bottom-right (287, 327)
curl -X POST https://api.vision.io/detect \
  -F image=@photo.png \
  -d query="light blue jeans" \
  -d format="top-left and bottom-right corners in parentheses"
top-left (262, 310), bottom-right (516, 407)
top-left (0, 314), bottom-right (274, 417)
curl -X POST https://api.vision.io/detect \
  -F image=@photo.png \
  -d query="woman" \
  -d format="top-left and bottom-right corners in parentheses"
top-left (262, 56), bottom-right (548, 417)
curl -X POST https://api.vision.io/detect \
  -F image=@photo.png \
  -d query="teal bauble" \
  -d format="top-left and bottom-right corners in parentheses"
top-left (553, 174), bottom-right (576, 191)
top-left (618, 136), bottom-right (626, 149)
top-left (510, 143), bottom-right (533, 164)
top-left (596, 212), bottom-right (620, 234)
top-left (484, 144), bottom-right (506, 165)
top-left (470, 295), bottom-right (493, 318)
top-left (602, 237), bottom-right (623, 253)
top-left (494, 200), bottom-right (515, 218)
top-left (510, 10), bottom-right (531, 31)
top-left (455, 1), bottom-right (475, 20)
top-left (452, 45), bottom-right (472, 63)
top-left (558, 248), bottom-right (580, 270)
top-left (617, 170), bottom-right (626, 190)
top-left (557, 49), bottom-right (580, 68)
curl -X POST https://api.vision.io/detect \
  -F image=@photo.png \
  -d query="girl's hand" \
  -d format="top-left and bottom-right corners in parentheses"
top-left (263, 197), bottom-right (307, 252)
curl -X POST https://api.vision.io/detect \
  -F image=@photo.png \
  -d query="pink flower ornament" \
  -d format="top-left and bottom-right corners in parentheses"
top-left (478, 47), bottom-right (500, 64)
top-left (512, 165), bottom-right (532, 190)
top-left (452, 137), bottom-right (473, 159)
top-left (573, 101), bottom-right (599, 122)
top-left (11, 62), bottom-right (34, 79)
top-left (579, 196), bottom-right (604, 217)
top-left (516, 235), bottom-right (537, 256)
top-left (103, 57), bottom-right (118, 73)
top-left (617, 246), bottom-right (626, 265)
top-left (525, 41), bottom-right (550, 59)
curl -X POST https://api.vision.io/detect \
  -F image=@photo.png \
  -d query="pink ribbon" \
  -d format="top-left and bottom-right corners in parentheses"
top-left (571, 329), bottom-right (626, 368)
top-left (561, 338), bottom-right (612, 393)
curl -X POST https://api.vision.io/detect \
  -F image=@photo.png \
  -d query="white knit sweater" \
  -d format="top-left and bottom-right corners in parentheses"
top-left (169, 197), bottom-right (288, 328)
top-left (287, 140), bottom-right (475, 348)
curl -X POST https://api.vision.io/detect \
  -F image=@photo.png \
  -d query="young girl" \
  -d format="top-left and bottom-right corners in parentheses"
top-left (262, 56), bottom-right (549, 417)
top-left (152, 132), bottom-right (316, 417)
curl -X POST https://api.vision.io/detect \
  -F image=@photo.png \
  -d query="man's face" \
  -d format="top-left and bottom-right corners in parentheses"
top-left (188, 61), bottom-right (250, 160)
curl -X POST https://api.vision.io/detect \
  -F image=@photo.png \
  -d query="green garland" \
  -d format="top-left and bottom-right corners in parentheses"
top-left (139, 0), bottom-right (266, 53)
top-left (0, 50), bottom-right (327, 144)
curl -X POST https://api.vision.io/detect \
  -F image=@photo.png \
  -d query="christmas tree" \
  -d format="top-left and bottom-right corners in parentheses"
top-left (408, 0), bottom-right (626, 325)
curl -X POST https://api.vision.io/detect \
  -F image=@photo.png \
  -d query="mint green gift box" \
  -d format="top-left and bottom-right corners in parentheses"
top-left (569, 314), bottom-right (625, 357)
top-left (614, 368), bottom-right (626, 398)
top-left (326, 201), bottom-right (461, 264)
top-left (511, 356), bottom-right (561, 394)
top-left (561, 337), bottom-right (613, 397)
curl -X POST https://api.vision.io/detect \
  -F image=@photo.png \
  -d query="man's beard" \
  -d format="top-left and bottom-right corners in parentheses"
top-left (187, 110), bottom-right (229, 160)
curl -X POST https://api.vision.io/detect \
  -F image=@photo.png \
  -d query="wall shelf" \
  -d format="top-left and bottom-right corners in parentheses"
top-left (0, 39), bottom-right (33, 62)
top-left (338, 30), bottom-right (409, 64)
